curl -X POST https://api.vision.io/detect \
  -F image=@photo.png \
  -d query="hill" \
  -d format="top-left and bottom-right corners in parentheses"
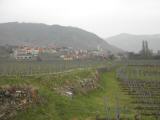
top-left (0, 22), bottom-right (122, 53)
top-left (105, 33), bottom-right (160, 53)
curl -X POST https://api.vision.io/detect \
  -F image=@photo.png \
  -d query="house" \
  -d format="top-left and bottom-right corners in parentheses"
top-left (13, 46), bottom-right (41, 60)
top-left (13, 49), bottom-right (32, 60)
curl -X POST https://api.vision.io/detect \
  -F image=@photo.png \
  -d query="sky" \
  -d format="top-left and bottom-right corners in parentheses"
top-left (0, 0), bottom-right (160, 38)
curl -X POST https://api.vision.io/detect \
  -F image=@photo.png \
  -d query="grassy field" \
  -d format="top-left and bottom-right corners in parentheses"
top-left (0, 67), bottom-right (137, 120)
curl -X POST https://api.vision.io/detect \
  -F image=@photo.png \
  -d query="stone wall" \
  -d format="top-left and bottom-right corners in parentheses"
top-left (0, 85), bottom-right (39, 120)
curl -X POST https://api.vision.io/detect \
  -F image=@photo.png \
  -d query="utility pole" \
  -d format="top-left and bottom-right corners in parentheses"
top-left (115, 95), bottom-right (120, 120)
top-left (104, 96), bottom-right (110, 120)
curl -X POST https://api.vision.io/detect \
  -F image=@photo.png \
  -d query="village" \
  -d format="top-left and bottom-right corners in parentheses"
top-left (11, 41), bottom-right (160, 62)
top-left (11, 45), bottom-right (110, 61)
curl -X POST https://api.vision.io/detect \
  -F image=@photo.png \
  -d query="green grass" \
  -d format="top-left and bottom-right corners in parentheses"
top-left (0, 69), bottom-right (136, 120)
top-left (95, 71), bottom-right (135, 119)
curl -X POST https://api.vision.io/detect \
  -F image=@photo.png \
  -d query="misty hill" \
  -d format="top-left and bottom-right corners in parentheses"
top-left (0, 22), bottom-right (121, 53)
top-left (105, 33), bottom-right (160, 53)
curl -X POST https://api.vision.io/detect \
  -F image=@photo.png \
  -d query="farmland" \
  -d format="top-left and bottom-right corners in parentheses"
top-left (117, 60), bottom-right (160, 119)
top-left (0, 59), bottom-right (160, 120)
top-left (0, 59), bottom-right (108, 76)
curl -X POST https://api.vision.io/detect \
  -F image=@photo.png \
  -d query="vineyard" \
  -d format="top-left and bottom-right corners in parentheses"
top-left (0, 59), bottom-right (108, 76)
top-left (117, 60), bottom-right (160, 120)
top-left (1, 59), bottom-right (160, 120)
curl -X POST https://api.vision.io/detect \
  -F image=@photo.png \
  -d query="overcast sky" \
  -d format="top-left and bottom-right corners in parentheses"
top-left (0, 0), bottom-right (160, 37)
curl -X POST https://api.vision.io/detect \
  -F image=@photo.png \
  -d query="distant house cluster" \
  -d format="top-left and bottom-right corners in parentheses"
top-left (13, 46), bottom-right (41, 60)
top-left (60, 49), bottom-right (89, 60)
top-left (12, 45), bottom-right (111, 61)
top-left (13, 46), bottom-right (61, 60)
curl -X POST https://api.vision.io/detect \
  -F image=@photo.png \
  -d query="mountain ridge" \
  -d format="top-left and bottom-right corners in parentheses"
top-left (105, 33), bottom-right (160, 52)
top-left (0, 22), bottom-right (122, 53)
